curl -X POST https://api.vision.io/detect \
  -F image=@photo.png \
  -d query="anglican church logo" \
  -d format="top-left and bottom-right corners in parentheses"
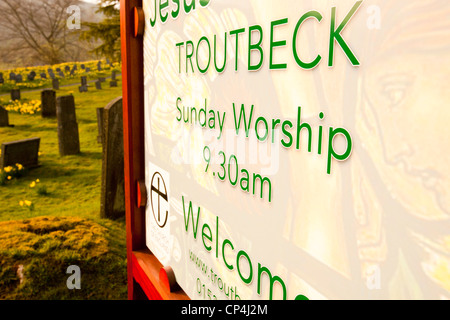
top-left (150, 171), bottom-right (169, 228)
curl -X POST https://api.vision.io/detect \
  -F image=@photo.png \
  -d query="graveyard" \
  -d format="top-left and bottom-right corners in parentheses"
top-left (0, 60), bottom-right (127, 299)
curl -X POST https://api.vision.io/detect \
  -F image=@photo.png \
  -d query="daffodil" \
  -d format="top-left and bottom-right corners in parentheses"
top-left (19, 201), bottom-right (24, 207)
top-left (30, 181), bottom-right (36, 188)
top-left (24, 200), bottom-right (32, 207)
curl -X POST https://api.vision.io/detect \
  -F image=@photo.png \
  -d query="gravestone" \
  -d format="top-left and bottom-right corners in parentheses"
top-left (9, 72), bottom-right (16, 81)
top-left (97, 61), bottom-right (102, 71)
top-left (96, 107), bottom-right (104, 143)
top-left (69, 69), bottom-right (75, 76)
top-left (0, 137), bottom-right (40, 169)
top-left (41, 89), bottom-right (56, 118)
top-left (40, 73), bottom-right (47, 79)
top-left (110, 80), bottom-right (118, 87)
top-left (81, 64), bottom-right (85, 70)
top-left (58, 71), bottom-right (65, 78)
top-left (65, 65), bottom-right (70, 72)
top-left (0, 107), bottom-right (13, 127)
top-left (52, 78), bottom-right (59, 90)
top-left (99, 77), bottom-right (106, 82)
top-left (11, 89), bottom-right (20, 101)
top-left (56, 68), bottom-right (61, 72)
top-left (85, 67), bottom-right (91, 73)
top-left (100, 97), bottom-right (125, 219)
top-left (15, 74), bottom-right (23, 83)
top-left (0, 74), bottom-right (4, 84)
top-left (81, 76), bottom-right (87, 86)
top-left (56, 95), bottom-right (80, 156)
top-left (111, 71), bottom-right (116, 80)
top-left (27, 73), bottom-right (35, 81)
top-left (95, 81), bottom-right (102, 90)
top-left (78, 85), bottom-right (88, 93)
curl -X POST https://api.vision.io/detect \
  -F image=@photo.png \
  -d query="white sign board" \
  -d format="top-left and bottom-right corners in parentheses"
top-left (143, 0), bottom-right (450, 300)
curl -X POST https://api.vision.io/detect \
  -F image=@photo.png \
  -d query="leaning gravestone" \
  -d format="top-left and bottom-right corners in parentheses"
top-left (58, 71), bottom-right (65, 78)
top-left (11, 89), bottom-right (20, 101)
top-left (41, 89), bottom-right (56, 118)
top-left (0, 107), bottom-right (14, 127)
top-left (0, 137), bottom-right (40, 169)
top-left (56, 95), bottom-right (80, 156)
top-left (52, 78), bottom-right (59, 90)
top-left (100, 97), bottom-right (125, 219)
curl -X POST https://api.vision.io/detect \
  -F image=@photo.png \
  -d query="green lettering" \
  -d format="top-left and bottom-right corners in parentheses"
top-left (270, 18), bottom-right (288, 70)
top-left (329, 1), bottom-right (362, 67)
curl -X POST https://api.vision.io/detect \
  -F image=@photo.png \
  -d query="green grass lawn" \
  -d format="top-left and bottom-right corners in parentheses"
top-left (0, 71), bottom-right (127, 299)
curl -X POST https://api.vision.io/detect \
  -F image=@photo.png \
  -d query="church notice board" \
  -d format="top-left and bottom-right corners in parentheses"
top-left (122, 0), bottom-right (450, 300)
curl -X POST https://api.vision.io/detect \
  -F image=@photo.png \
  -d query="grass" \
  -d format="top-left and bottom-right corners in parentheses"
top-left (0, 60), bottom-right (121, 94)
top-left (0, 68), bottom-right (127, 299)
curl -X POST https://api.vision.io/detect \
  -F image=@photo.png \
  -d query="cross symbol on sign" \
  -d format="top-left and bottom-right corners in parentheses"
top-left (150, 172), bottom-right (169, 228)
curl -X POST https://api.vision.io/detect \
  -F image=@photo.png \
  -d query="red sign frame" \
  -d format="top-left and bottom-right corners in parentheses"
top-left (120, 0), bottom-right (189, 300)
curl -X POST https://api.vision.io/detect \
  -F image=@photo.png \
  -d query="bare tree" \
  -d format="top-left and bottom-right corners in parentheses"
top-left (0, 0), bottom-right (85, 65)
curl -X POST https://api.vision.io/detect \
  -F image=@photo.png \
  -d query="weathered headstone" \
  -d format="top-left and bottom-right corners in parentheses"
top-left (100, 97), bottom-right (124, 219)
top-left (40, 72), bottom-right (47, 79)
top-left (96, 107), bottom-right (104, 143)
top-left (9, 72), bottom-right (16, 81)
top-left (95, 81), bottom-right (102, 90)
top-left (0, 137), bottom-right (40, 169)
top-left (0, 74), bottom-right (4, 84)
top-left (85, 67), bottom-right (91, 73)
top-left (11, 89), bottom-right (20, 101)
top-left (41, 89), bottom-right (56, 118)
top-left (81, 76), bottom-right (87, 86)
top-left (58, 71), bottom-right (65, 78)
top-left (65, 65), bottom-right (70, 72)
top-left (0, 107), bottom-right (13, 127)
top-left (56, 95), bottom-right (80, 156)
top-left (99, 77), bottom-right (106, 82)
top-left (97, 61), bottom-right (102, 71)
top-left (78, 85), bottom-right (88, 93)
top-left (81, 64), bottom-right (85, 70)
top-left (56, 68), bottom-right (61, 72)
top-left (52, 78), bottom-right (59, 90)
top-left (27, 73), bottom-right (35, 81)
top-left (15, 74), bottom-right (23, 83)
top-left (111, 71), bottom-right (116, 80)
top-left (110, 80), bottom-right (118, 87)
